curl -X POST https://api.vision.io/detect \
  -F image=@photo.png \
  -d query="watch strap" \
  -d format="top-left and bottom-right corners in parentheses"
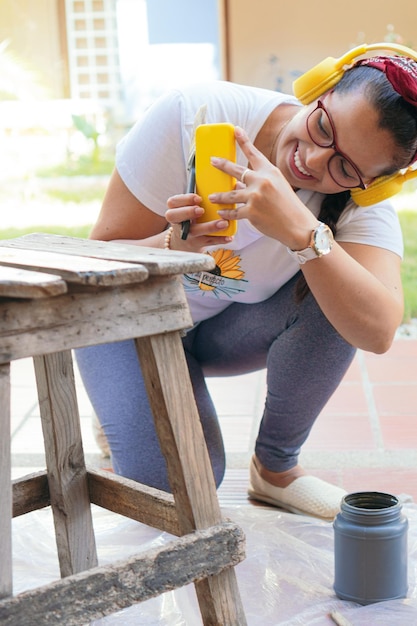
top-left (286, 245), bottom-right (320, 265)
top-left (287, 222), bottom-right (333, 265)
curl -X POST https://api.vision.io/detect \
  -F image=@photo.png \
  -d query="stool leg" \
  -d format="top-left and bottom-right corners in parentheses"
top-left (135, 332), bottom-right (247, 625)
top-left (33, 351), bottom-right (98, 577)
top-left (0, 362), bottom-right (12, 599)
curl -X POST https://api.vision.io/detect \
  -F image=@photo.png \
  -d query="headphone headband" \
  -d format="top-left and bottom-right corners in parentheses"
top-left (342, 42), bottom-right (417, 64)
top-left (293, 43), bottom-right (417, 105)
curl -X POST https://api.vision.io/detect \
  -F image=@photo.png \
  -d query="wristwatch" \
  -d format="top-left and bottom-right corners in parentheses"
top-left (287, 222), bottom-right (334, 265)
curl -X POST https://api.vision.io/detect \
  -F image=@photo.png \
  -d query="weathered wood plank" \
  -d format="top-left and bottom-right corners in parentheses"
top-left (135, 332), bottom-right (222, 534)
top-left (135, 332), bottom-right (248, 624)
top-left (0, 233), bottom-right (215, 276)
top-left (0, 522), bottom-right (245, 626)
top-left (12, 471), bottom-right (50, 517)
top-left (12, 468), bottom-right (179, 532)
top-left (0, 246), bottom-right (149, 286)
top-left (195, 568), bottom-right (248, 625)
top-left (33, 351), bottom-right (97, 577)
top-left (87, 468), bottom-right (180, 536)
top-left (0, 266), bottom-right (67, 299)
top-left (0, 362), bottom-right (12, 599)
top-left (0, 276), bottom-right (192, 363)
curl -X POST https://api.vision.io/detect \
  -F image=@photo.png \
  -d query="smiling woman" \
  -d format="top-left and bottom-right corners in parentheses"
top-left (75, 44), bottom-right (417, 522)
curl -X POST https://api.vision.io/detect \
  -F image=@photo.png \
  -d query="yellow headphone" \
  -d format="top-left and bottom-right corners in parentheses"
top-left (292, 43), bottom-right (417, 206)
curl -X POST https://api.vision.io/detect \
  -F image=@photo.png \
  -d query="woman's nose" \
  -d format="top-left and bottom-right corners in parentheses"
top-left (305, 144), bottom-right (333, 168)
top-left (305, 144), bottom-right (334, 177)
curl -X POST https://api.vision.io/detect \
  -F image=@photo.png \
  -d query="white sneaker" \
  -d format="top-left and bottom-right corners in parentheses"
top-left (248, 457), bottom-right (346, 521)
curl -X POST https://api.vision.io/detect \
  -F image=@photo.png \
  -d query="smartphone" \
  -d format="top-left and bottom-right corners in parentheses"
top-left (195, 123), bottom-right (237, 236)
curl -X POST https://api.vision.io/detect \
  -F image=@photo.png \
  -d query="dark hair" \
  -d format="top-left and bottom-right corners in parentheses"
top-left (334, 64), bottom-right (417, 171)
top-left (296, 64), bottom-right (417, 301)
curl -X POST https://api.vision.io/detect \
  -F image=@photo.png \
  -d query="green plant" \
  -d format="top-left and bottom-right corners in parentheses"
top-left (36, 154), bottom-right (114, 177)
top-left (398, 209), bottom-right (417, 322)
top-left (0, 225), bottom-right (92, 241)
top-left (44, 186), bottom-right (106, 203)
top-left (72, 114), bottom-right (101, 163)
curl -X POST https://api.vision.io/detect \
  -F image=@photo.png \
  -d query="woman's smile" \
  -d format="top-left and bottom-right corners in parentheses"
top-left (293, 146), bottom-right (312, 179)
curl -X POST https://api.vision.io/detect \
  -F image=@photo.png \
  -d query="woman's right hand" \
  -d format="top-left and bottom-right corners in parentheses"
top-left (89, 169), bottom-right (234, 252)
top-left (165, 192), bottom-right (234, 251)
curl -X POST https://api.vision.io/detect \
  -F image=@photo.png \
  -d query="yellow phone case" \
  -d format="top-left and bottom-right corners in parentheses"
top-left (195, 123), bottom-right (237, 236)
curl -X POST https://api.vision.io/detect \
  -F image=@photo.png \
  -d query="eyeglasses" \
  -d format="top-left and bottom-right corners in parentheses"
top-left (306, 98), bottom-right (366, 190)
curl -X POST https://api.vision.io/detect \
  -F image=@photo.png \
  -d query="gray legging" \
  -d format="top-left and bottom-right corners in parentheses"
top-left (75, 273), bottom-right (356, 492)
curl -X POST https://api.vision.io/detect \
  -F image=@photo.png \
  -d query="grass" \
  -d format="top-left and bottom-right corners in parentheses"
top-left (0, 224), bottom-right (92, 240)
top-left (44, 186), bottom-right (106, 203)
top-left (1, 209), bottom-right (416, 323)
top-left (32, 153), bottom-right (112, 203)
top-left (36, 154), bottom-right (115, 178)
top-left (398, 209), bottom-right (417, 322)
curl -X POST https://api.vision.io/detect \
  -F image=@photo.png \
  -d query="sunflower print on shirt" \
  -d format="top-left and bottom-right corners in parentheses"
top-left (184, 248), bottom-right (247, 298)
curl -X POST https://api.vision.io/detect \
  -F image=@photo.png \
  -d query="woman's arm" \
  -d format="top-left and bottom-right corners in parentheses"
top-left (90, 168), bottom-right (238, 250)
top-left (213, 128), bottom-right (404, 353)
top-left (89, 169), bottom-right (167, 244)
top-left (301, 242), bottom-right (403, 353)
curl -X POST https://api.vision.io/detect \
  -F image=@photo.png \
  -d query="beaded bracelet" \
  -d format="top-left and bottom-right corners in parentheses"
top-left (164, 226), bottom-right (174, 250)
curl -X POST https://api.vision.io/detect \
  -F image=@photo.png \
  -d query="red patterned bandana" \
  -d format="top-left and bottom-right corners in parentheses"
top-left (355, 55), bottom-right (417, 107)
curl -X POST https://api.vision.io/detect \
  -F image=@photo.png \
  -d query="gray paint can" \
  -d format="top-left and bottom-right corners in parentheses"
top-left (333, 491), bottom-right (408, 604)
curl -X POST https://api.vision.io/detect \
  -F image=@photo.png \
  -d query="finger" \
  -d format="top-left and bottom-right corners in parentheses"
top-left (234, 126), bottom-right (270, 170)
top-left (165, 204), bottom-right (204, 223)
top-left (217, 207), bottom-right (242, 221)
top-left (167, 193), bottom-right (202, 208)
top-left (195, 219), bottom-right (231, 234)
top-left (178, 219), bottom-right (232, 241)
top-left (208, 188), bottom-right (242, 205)
top-left (176, 218), bottom-right (232, 240)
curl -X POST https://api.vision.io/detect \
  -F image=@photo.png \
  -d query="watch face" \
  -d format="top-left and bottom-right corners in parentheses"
top-left (313, 224), bottom-right (333, 256)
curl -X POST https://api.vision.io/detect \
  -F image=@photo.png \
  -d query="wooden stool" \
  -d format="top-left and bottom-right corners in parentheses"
top-left (0, 234), bottom-right (247, 625)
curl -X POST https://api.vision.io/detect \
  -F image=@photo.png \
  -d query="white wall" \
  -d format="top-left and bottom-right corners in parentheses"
top-left (225, 0), bottom-right (416, 94)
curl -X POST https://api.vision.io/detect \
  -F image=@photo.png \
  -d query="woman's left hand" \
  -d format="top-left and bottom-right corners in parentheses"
top-left (210, 126), bottom-right (318, 250)
top-left (206, 127), bottom-right (405, 355)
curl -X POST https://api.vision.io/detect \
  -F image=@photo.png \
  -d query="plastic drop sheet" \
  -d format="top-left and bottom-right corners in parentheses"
top-left (11, 501), bottom-right (417, 625)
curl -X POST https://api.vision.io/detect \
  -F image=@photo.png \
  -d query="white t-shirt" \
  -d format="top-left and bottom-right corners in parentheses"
top-left (116, 81), bottom-right (404, 323)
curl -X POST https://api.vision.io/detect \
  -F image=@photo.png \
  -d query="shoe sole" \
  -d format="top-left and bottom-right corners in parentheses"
top-left (248, 488), bottom-right (335, 520)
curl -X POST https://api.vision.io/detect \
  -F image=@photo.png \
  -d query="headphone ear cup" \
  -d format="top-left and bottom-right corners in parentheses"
top-left (350, 173), bottom-right (405, 207)
top-left (292, 57), bottom-right (345, 104)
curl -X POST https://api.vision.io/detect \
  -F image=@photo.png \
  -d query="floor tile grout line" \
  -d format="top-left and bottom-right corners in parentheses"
top-left (11, 402), bottom-right (40, 439)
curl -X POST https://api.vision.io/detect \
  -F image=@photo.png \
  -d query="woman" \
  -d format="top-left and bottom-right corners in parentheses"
top-left (76, 54), bottom-right (417, 520)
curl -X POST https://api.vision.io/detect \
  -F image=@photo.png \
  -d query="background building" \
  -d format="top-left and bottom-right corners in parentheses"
top-left (0, 1), bottom-right (415, 135)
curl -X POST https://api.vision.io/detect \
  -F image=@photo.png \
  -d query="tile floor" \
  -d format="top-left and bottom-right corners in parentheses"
top-left (10, 334), bottom-right (417, 507)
